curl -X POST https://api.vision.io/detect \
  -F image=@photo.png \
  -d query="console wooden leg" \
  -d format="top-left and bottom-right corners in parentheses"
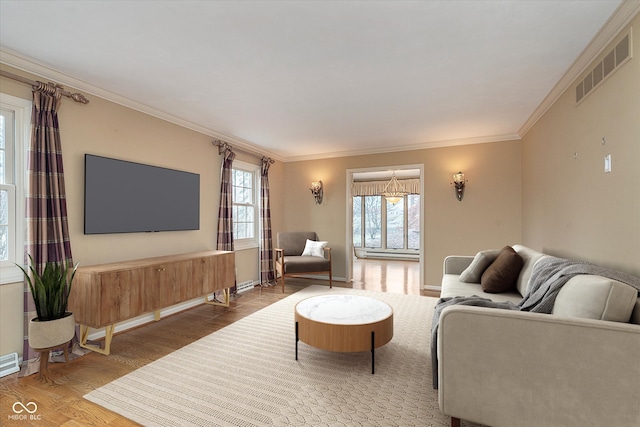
top-left (451, 417), bottom-right (461, 427)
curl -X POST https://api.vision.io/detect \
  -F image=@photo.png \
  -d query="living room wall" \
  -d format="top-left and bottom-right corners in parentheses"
top-left (0, 65), bottom-right (266, 358)
top-left (279, 139), bottom-right (522, 287)
top-left (521, 14), bottom-right (639, 277)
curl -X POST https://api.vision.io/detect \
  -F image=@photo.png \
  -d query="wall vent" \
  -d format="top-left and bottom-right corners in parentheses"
top-left (576, 29), bottom-right (632, 104)
top-left (0, 352), bottom-right (20, 378)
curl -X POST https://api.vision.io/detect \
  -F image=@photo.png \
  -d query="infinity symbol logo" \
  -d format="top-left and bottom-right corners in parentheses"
top-left (12, 401), bottom-right (38, 414)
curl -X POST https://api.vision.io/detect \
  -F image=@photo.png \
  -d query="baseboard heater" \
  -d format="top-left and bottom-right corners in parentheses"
top-left (0, 352), bottom-right (20, 378)
top-left (357, 250), bottom-right (419, 260)
top-left (236, 280), bottom-right (256, 294)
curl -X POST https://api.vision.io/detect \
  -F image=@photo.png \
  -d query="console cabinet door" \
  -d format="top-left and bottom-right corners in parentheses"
top-left (191, 258), bottom-right (210, 298)
top-left (144, 261), bottom-right (193, 309)
top-left (214, 252), bottom-right (235, 290)
top-left (143, 265), bottom-right (165, 312)
top-left (100, 269), bottom-right (144, 325)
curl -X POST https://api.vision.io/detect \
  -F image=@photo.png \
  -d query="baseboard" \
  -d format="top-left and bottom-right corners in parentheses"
top-left (85, 296), bottom-right (207, 341)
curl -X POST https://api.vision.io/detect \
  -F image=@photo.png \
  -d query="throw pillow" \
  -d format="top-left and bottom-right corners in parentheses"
top-left (459, 249), bottom-right (501, 283)
top-left (301, 239), bottom-right (328, 257)
top-left (481, 246), bottom-right (523, 293)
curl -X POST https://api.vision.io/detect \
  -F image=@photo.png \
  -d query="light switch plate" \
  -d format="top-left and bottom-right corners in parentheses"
top-left (604, 154), bottom-right (612, 173)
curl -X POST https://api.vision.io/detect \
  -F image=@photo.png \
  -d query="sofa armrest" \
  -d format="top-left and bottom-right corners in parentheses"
top-left (443, 256), bottom-right (473, 275)
top-left (438, 306), bottom-right (640, 427)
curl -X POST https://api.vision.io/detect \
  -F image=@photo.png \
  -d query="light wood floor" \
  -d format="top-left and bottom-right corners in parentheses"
top-left (0, 259), bottom-right (438, 426)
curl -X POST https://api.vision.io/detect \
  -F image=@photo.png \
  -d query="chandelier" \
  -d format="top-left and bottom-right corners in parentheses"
top-left (380, 172), bottom-right (407, 204)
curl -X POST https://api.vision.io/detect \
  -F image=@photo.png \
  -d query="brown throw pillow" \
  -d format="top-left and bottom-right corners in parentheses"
top-left (481, 246), bottom-right (523, 293)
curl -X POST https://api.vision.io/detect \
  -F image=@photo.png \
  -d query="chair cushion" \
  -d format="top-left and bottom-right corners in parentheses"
top-left (481, 246), bottom-right (523, 293)
top-left (459, 249), bottom-right (500, 283)
top-left (279, 256), bottom-right (331, 274)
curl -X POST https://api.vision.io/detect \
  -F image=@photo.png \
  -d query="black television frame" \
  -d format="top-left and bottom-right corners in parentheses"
top-left (84, 154), bottom-right (200, 234)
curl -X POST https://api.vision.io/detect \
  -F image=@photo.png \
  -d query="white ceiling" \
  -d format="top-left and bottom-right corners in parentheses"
top-left (0, 1), bottom-right (628, 161)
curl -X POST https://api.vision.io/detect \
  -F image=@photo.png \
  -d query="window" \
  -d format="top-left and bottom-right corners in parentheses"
top-left (0, 94), bottom-right (30, 284)
top-left (353, 194), bottom-right (420, 254)
top-left (232, 160), bottom-right (259, 250)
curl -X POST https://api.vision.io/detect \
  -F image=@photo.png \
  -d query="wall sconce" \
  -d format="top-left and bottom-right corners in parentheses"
top-left (310, 180), bottom-right (323, 204)
top-left (451, 172), bottom-right (467, 201)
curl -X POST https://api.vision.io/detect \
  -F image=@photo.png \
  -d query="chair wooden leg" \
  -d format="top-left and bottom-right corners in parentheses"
top-left (451, 417), bottom-right (461, 427)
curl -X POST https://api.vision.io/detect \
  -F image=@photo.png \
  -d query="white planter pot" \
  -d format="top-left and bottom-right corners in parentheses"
top-left (28, 312), bottom-right (75, 350)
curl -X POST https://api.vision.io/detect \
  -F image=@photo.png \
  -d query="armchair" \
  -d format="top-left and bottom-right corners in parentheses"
top-left (274, 231), bottom-right (332, 292)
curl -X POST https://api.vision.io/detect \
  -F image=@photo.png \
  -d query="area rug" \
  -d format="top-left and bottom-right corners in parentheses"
top-left (84, 286), bottom-right (480, 426)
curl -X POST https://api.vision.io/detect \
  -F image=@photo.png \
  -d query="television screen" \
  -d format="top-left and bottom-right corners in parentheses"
top-left (84, 154), bottom-right (200, 234)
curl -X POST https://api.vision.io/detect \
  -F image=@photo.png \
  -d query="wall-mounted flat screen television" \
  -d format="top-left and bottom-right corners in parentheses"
top-left (84, 154), bottom-right (200, 234)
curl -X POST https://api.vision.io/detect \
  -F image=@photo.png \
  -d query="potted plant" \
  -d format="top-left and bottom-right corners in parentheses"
top-left (17, 255), bottom-right (79, 350)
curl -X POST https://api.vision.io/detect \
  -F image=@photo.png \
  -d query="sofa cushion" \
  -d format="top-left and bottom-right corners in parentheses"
top-left (481, 246), bottom-right (523, 293)
top-left (631, 298), bottom-right (640, 325)
top-left (552, 275), bottom-right (638, 322)
top-left (512, 245), bottom-right (548, 296)
top-left (441, 274), bottom-right (523, 304)
top-left (459, 249), bottom-right (500, 283)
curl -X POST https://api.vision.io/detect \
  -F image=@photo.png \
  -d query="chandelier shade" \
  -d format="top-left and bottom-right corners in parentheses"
top-left (380, 172), bottom-right (408, 204)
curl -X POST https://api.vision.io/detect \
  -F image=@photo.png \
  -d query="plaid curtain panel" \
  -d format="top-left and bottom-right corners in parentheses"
top-left (22, 86), bottom-right (74, 375)
top-left (260, 157), bottom-right (275, 285)
top-left (216, 147), bottom-right (235, 252)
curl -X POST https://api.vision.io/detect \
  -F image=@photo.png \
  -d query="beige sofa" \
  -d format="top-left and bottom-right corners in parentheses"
top-left (437, 245), bottom-right (640, 427)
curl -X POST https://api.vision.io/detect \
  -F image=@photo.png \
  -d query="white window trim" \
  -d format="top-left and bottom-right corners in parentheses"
top-left (0, 93), bottom-right (30, 285)
top-left (232, 160), bottom-right (260, 251)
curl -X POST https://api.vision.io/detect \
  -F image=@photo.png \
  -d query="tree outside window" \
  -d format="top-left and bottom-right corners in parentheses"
top-left (353, 194), bottom-right (420, 252)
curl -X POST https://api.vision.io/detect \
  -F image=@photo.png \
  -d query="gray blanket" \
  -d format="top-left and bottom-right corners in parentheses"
top-left (431, 256), bottom-right (640, 389)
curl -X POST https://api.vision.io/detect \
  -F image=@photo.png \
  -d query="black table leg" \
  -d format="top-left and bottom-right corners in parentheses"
top-left (371, 331), bottom-right (375, 374)
top-left (295, 321), bottom-right (299, 361)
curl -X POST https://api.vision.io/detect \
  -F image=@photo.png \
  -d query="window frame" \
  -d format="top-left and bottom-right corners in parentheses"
top-left (0, 93), bottom-right (30, 285)
top-left (353, 194), bottom-right (420, 253)
top-left (231, 160), bottom-right (260, 251)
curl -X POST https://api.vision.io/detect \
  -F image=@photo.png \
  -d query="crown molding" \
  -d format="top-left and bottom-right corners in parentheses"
top-left (283, 133), bottom-right (521, 162)
top-left (519, 0), bottom-right (640, 138)
top-left (3, 0), bottom-right (635, 164)
top-left (0, 48), bottom-right (284, 163)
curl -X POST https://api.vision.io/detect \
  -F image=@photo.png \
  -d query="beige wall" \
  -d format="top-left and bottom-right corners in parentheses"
top-left (3, 14), bottom-right (636, 359)
top-left (0, 66), bottom-right (266, 357)
top-left (521, 15), bottom-right (640, 277)
top-left (280, 140), bottom-right (523, 287)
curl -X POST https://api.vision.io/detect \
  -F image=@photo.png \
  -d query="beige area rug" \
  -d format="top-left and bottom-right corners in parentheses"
top-left (85, 286), bottom-right (482, 426)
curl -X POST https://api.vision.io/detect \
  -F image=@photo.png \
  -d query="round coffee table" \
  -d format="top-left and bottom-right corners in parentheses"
top-left (294, 294), bottom-right (393, 374)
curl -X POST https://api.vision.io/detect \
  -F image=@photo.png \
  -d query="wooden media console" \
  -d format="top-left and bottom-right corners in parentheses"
top-left (68, 250), bottom-right (235, 355)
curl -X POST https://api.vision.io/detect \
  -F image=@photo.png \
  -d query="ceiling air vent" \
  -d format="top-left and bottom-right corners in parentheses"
top-left (575, 30), bottom-right (632, 104)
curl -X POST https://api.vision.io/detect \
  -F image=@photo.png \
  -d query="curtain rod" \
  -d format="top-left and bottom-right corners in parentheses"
top-left (0, 70), bottom-right (89, 104)
top-left (213, 139), bottom-right (275, 164)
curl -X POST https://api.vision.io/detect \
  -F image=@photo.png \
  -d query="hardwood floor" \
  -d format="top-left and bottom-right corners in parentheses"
top-left (1, 261), bottom-right (439, 426)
